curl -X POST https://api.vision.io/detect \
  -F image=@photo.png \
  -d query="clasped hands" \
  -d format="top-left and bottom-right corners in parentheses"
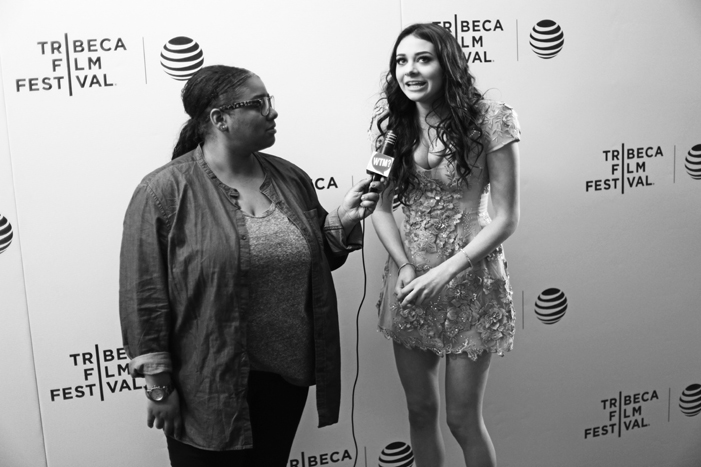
top-left (394, 262), bottom-right (452, 308)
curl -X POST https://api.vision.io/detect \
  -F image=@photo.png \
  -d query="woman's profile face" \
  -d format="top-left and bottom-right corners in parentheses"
top-left (395, 35), bottom-right (444, 106)
top-left (223, 75), bottom-right (278, 152)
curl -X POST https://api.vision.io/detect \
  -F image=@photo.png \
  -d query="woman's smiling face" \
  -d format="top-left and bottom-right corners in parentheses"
top-left (395, 35), bottom-right (444, 106)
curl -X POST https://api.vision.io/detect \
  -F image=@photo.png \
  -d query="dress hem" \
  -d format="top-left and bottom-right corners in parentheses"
top-left (377, 326), bottom-right (511, 361)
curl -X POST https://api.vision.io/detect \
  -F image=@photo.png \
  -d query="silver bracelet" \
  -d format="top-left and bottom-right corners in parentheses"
top-left (460, 249), bottom-right (473, 269)
top-left (397, 261), bottom-right (415, 272)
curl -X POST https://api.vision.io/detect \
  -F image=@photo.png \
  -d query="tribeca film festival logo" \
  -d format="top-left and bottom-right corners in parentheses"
top-left (49, 344), bottom-right (142, 402)
top-left (379, 441), bottom-right (414, 467)
top-left (584, 389), bottom-right (660, 439)
top-left (529, 20), bottom-right (565, 59)
top-left (160, 36), bottom-right (204, 81)
top-left (15, 34), bottom-right (126, 96)
top-left (287, 449), bottom-right (352, 466)
top-left (585, 143), bottom-right (665, 193)
top-left (534, 288), bottom-right (568, 325)
top-left (433, 16), bottom-right (505, 63)
top-left (0, 214), bottom-right (13, 255)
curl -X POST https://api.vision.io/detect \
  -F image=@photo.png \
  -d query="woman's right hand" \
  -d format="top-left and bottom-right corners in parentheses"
top-left (147, 388), bottom-right (182, 437)
top-left (394, 264), bottom-right (416, 298)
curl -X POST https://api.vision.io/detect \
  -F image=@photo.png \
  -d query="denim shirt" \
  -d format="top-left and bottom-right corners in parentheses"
top-left (119, 146), bottom-right (362, 450)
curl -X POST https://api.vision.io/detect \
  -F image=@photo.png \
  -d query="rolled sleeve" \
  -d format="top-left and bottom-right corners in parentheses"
top-left (324, 208), bottom-right (363, 252)
top-left (128, 351), bottom-right (172, 377)
top-left (119, 182), bottom-right (173, 378)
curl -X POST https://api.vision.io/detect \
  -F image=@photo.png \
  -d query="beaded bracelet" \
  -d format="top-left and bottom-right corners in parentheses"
top-left (398, 262), bottom-right (415, 272)
top-left (460, 249), bottom-right (473, 269)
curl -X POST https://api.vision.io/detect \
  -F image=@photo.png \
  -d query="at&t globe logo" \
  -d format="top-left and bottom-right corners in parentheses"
top-left (685, 144), bottom-right (701, 180)
top-left (529, 20), bottom-right (565, 59)
top-left (679, 384), bottom-right (701, 417)
top-left (160, 37), bottom-right (204, 81)
top-left (535, 288), bottom-right (568, 324)
top-left (0, 214), bottom-right (13, 254)
top-left (379, 441), bottom-right (414, 467)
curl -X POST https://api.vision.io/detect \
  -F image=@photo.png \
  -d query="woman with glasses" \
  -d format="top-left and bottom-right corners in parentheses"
top-left (119, 65), bottom-right (383, 467)
top-left (370, 24), bottom-right (521, 467)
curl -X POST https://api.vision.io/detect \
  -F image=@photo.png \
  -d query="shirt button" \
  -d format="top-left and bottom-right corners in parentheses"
top-left (240, 235), bottom-right (247, 241)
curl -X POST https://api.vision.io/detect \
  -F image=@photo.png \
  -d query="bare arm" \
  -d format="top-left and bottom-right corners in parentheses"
top-left (398, 142), bottom-right (520, 306)
top-left (371, 182), bottom-right (417, 293)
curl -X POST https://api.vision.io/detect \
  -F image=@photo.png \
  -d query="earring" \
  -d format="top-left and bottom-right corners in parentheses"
top-left (219, 125), bottom-right (227, 132)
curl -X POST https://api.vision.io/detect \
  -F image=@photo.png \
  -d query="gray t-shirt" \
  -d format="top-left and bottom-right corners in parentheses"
top-left (244, 202), bottom-right (314, 386)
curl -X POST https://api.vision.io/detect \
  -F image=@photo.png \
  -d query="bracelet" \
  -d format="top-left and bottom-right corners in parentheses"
top-left (397, 261), bottom-right (415, 272)
top-left (460, 249), bottom-right (473, 269)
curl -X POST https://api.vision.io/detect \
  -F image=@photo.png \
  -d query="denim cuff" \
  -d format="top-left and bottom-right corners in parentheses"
top-left (128, 352), bottom-right (172, 377)
top-left (324, 208), bottom-right (362, 252)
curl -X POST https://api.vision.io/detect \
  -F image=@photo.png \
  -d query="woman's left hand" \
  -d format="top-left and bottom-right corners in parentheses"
top-left (397, 265), bottom-right (451, 307)
top-left (338, 178), bottom-right (387, 227)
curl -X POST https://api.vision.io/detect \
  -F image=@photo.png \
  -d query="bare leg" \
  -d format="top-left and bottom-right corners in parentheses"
top-left (445, 351), bottom-right (496, 467)
top-left (393, 342), bottom-right (445, 467)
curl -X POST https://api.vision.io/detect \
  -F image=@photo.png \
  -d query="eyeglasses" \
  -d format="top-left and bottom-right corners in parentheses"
top-left (219, 96), bottom-right (275, 117)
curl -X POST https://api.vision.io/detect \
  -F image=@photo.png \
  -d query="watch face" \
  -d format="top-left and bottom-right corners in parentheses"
top-left (150, 388), bottom-right (165, 401)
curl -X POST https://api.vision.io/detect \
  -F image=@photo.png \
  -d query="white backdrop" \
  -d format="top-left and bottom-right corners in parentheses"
top-left (0, 56), bottom-right (47, 467)
top-left (1, 1), bottom-right (700, 466)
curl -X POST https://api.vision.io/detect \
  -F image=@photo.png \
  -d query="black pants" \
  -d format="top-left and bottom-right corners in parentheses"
top-left (167, 371), bottom-right (309, 467)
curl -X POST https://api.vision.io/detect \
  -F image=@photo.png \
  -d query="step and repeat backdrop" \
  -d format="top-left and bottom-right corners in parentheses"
top-left (1, 0), bottom-right (700, 466)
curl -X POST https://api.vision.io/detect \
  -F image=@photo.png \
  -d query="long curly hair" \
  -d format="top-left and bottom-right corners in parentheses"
top-left (374, 23), bottom-right (485, 204)
top-left (172, 65), bottom-right (253, 159)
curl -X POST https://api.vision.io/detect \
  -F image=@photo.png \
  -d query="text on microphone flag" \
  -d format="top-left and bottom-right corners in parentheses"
top-left (367, 152), bottom-right (393, 176)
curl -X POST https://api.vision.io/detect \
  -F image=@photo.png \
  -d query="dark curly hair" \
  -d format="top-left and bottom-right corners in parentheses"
top-left (374, 23), bottom-right (485, 204)
top-left (172, 65), bottom-right (253, 159)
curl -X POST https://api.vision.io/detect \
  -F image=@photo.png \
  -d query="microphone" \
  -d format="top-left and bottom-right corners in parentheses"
top-left (366, 130), bottom-right (397, 193)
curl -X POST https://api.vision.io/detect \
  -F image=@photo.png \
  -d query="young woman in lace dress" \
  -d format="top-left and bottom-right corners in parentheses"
top-left (371, 23), bottom-right (521, 467)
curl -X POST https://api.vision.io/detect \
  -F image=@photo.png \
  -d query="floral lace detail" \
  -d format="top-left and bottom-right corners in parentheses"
top-left (375, 100), bottom-right (519, 359)
top-left (379, 253), bottom-right (515, 360)
top-left (477, 101), bottom-right (520, 153)
top-left (402, 168), bottom-right (464, 264)
top-left (380, 166), bottom-right (516, 360)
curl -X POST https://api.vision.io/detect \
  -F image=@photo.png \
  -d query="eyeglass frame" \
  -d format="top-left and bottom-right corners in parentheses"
top-left (218, 95), bottom-right (275, 117)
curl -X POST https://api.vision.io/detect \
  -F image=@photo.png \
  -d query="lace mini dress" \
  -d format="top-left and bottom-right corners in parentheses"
top-left (375, 100), bottom-right (521, 360)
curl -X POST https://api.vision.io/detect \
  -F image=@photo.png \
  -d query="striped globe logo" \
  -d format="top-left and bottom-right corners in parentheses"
top-left (0, 214), bottom-right (13, 254)
top-left (535, 288), bottom-right (568, 324)
top-left (685, 144), bottom-right (701, 180)
top-left (379, 441), bottom-right (414, 467)
top-left (160, 36), bottom-right (204, 81)
top-left (679, 384), bottom-right (701, 417)
top-left (530, 20), bottom-right (565, 59)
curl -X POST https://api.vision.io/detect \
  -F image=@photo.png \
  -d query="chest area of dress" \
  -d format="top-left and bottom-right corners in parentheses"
top-left (409, 162), bottom-right (489, 208)
top-left (411, 133), bottom-right (489, 193)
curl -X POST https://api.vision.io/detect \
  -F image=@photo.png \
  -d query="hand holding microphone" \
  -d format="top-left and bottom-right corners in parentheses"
top-left (338, 130), bottom-right (397, 230)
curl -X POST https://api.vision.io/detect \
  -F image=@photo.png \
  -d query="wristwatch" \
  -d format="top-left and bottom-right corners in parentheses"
top-left (145, 384), bottom-right (174, 402)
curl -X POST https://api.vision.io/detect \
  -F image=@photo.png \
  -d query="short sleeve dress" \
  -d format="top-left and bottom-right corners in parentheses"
top-left (375, 100), bottom-right (521, 360)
